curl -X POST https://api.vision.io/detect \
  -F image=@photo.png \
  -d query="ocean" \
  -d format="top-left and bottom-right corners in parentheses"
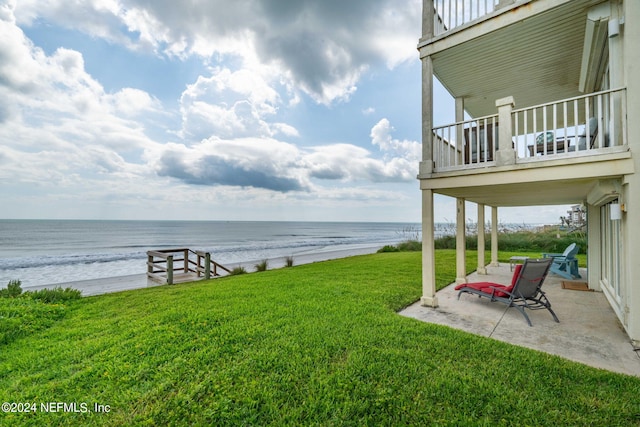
top-left (0, 220), bottom-right (422, 288)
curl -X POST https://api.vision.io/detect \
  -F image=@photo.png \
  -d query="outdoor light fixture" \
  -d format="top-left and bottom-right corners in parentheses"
top-left (608, 18), bottom-right (620, 37)
top-left (610, 203), bottom-right (622, 221)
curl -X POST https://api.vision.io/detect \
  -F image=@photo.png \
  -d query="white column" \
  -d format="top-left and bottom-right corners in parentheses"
top-left (422, 0), bottom-right (434, 39)
top-left (420, 56), bottom-right (434, 176)
top-left (586, 203), bottom-right (600, 291)
top-left (491, 206), bottom-right (499, 267)
top-left (421, 188), bottom-right (438, 307)
top-left (456, 198), bottom-right (467, 284)
top-left (622, 0), bottom-right (640, 345)
top-left (495, 96), bottom-right (516, 166)
top-left (477, 203), bottom-right (487, 275)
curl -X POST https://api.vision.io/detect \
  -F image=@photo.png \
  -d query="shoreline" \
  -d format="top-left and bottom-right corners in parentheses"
top-left (20, 244), bottom-right (385, 297)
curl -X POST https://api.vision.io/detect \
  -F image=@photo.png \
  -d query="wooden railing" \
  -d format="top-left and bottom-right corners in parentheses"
top-left (430, 88), bottom-right (627, 172)
top-left (432, 114), bottom-right (499, 170)
top-left (432, 0), bottom-right (500, 36)
top-left (147, 248), bottom-right (231, 285)
top-left (512, 88), bottom-right (627, 159)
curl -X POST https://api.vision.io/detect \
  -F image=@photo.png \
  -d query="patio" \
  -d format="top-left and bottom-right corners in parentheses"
top-left (400, 263), bottom-right (640, 377)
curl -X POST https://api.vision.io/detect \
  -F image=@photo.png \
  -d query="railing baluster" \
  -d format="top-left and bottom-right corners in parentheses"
top-left (524, 109), bottom-right (529, 156)
top-left (621, 90), bottom-right (627, 147)
top-left (596, 94), bottom-right (604, 149)
top-left (574, 99), bottom-right (579, 151)
top-left (482, 118), bottom-right (488, 162)
top-left (563, 101), bottom-right (568, 151)
top-left (585, 96), bottom-right (591, 149)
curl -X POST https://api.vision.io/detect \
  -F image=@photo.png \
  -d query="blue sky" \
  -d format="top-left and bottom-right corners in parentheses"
top-left (0, 0), bottom-right (568, 223)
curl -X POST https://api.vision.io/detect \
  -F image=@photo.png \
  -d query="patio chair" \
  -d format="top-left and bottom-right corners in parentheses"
top-left (455, 258), bottom-right (558, 326)
top-left (569, 117), bottom-right (598, 152)
top-left (542, 243), bottom-right (581, 280)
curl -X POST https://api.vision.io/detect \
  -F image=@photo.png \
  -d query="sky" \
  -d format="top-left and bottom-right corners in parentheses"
top-left (0, 0), bottom-right (569, 224)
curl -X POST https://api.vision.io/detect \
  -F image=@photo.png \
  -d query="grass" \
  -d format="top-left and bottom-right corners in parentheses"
top-left (1, 252), bottom-right (639, 426)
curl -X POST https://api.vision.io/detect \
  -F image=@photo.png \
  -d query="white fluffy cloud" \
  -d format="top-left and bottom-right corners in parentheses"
top-left (12, 0), bottom-right (420, 105)
top-left (1, 1), bottom-right (424, 221)
top-left (152, 118), bottom-right (419, 193)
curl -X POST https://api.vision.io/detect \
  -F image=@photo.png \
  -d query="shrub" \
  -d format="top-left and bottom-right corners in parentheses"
top-left (255, 259), bottom-right (268, 272)
top-left (377, 245), bottom-right (400, 253)
top-left (396, 240), bottom-right (422, 252)
top-left (284, 256), bottom-right (295, 267)
top-left (24, 287), bottom-right (82, 303)
top-left (0, 280), bottom-right (23, 298)
top-left (434, 230), bottom-right (587, 254)
top-left (229, 266), bottom-right (248, 276)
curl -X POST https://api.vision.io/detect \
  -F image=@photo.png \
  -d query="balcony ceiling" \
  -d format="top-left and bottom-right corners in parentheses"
top-left (431, 0), bottom-right (605, 118)
top-left (437, 178), bottom-right (597, 207)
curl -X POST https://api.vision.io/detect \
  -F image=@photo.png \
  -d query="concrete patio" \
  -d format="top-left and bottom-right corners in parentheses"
top-left (400, 263), bottom-right (640, 377)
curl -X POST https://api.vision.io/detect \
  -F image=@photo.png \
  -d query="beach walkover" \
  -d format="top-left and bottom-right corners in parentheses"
top-left (146, 248), bottom-right (231, 285)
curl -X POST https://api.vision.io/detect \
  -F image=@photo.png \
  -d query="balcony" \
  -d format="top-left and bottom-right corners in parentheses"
top-left (431, 0), bottom-right (502, 36)
top-left (430, 88), bottom-right (628, 173)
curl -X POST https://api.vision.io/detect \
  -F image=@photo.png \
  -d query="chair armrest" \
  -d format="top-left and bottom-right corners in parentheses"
top-left (542, 252), bottom-right (563, 258)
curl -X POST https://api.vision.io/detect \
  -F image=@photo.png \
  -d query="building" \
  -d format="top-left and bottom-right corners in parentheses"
top-left (418, 0), bottom-right (638, 343)
top-left (562, 204), bottom-right (587, 230)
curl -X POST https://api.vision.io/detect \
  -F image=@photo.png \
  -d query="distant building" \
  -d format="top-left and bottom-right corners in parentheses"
top-left (418, 1), bottom-right (639, 344)
top-left (561, 205), bottom-right (586, 230)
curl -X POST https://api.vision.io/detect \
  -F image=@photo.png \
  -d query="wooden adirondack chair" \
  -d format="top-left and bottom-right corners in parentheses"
top-left (542, 243), bottom-right (581, 280)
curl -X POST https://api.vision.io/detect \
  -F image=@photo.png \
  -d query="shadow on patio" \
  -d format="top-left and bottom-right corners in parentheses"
top-left (400, 263), bottom-right (640, 377)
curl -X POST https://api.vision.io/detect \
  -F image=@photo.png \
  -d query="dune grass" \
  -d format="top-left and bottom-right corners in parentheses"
top-left (1, 252), bottom-right (639, 426)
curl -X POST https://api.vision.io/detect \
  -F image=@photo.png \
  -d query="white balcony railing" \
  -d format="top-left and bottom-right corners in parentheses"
top-left (512, 88), bottom-right (627, 160)
top-left (432, 114), bottom-right (498, 170)
top-left (433, 0), bottom-right (500, 36)
top-left (430, 88), bottom-right (627, 172)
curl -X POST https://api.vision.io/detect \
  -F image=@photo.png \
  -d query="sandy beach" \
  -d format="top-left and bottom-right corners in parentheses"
top-left (20, 244), bottom-right (384, 297)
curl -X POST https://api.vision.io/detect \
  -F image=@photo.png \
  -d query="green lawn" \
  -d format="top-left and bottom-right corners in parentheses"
top-left (1, 252), bottom-right (638, 426)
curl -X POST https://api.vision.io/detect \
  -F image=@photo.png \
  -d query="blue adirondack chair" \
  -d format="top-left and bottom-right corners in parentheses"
top-left (542, 243), bottom-right (581, 280)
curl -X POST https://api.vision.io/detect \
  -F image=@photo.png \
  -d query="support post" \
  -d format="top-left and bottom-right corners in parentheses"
top-left (167, 255), bottom-right (174, 285)
top-left (147, 254), bottom-right (153, 275)
top-left (420, 56), bottom-right (434, 176)
top-left (477, 203), bottom-right (487, 274)
top-left (495, 96), bottom-right (516, 166)
top-left (422, 0), bottom-right (434, 39)
top-left (205, 252), bottom-right (211, 279)
top-left (456, 198), bottom-right (467, 284)
top-left (421, 188), bottom-right (438, 307)
top-left (491, 206), bottom-right (499, 267)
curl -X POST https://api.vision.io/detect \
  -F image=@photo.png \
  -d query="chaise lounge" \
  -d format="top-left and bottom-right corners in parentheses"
top-left (455, 258), bottom-right (558, 326)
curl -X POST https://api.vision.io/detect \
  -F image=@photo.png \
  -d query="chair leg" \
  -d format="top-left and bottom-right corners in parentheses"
top-left (546, 305), bottom-right (560, 323)
top-left (511, 304), bottom-right (533, 327)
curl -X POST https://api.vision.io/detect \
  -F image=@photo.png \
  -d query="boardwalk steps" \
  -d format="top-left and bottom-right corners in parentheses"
top-left (146, 248), bottom-right (231, 285)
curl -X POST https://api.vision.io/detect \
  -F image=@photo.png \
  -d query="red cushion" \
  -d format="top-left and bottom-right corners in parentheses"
top-left (511, 263), bottom-right (523, 286)
top-left (455, 281), bottom-right (494, 291)
top-left (456, 282), bottom-right (513, 297)
top-left (482, 284), bottom-right (512, 297)
top-left (455, 263), bottom-right (522, 296)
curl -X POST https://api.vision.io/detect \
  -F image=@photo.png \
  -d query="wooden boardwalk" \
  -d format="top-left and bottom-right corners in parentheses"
top-left (147, 248), bottom-right (230, 285)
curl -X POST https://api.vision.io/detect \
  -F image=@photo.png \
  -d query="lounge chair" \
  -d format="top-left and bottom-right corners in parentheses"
top-left (455, 258), bottom-right (558, 326)
top-left (542, 243), bottom-right (581, 280)
top-left (569, 117), bottom-right (598, 152)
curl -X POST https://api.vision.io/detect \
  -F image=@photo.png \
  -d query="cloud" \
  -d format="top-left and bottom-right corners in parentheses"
top-left (153, 117), bottom-right (418, 193)
top-left (370, 118), bottom-right (421, 162)
top-left (153, 137), bottom-right (309, 192)
top-left (0, 7), bottom-right (159, 188)
top-left (13, 0), bottom-right (421, 104)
